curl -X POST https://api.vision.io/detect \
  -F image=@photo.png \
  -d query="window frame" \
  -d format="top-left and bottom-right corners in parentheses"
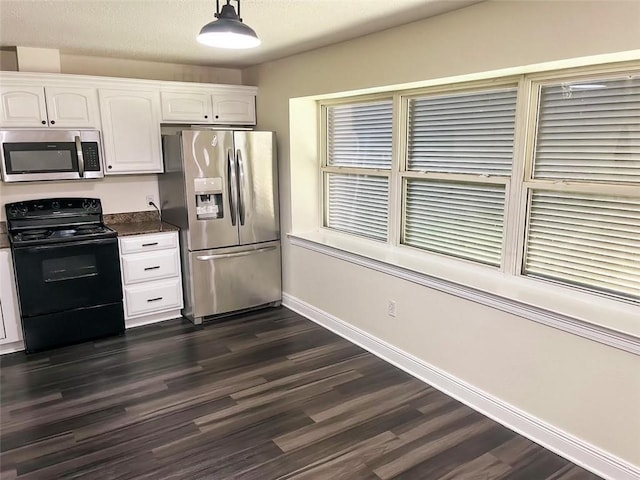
top-left (317, 61), bottom-right (640, 306)
top-left (515, 67), bottom-right (640, 300)
top-left (397, 78), bottom-right (522, 271)
top-left (319, 94), bottom-right (396, 243)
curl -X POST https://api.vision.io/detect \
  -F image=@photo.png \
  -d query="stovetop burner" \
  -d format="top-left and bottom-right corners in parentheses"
top-left (20, 229), bottom-right (48, 241)
top-left (6, 197), bottom-right (118, 247)
top-left (11, 224), bottom-right (117, 246)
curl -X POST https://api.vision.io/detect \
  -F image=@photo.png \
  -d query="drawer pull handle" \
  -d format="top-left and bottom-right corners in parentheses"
top-left (144, 266), bottom-right (161, 271)
top-left (147, 297), bottom-right (163, 303)
top-left (142, 242), bottom-right (159, 247)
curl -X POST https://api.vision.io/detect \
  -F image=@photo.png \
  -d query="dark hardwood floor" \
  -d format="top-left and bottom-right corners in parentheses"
top-left (1, 307), bottom-right (602, 479)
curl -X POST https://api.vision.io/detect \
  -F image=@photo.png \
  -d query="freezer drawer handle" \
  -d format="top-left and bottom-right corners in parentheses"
top-left (147, 297), bottom-right (163, 302)
top-left (141, 242), bottom-right (159, 247)
top-left (196, 246), bottom-right (276, 261)
top-left (144, 266), bottom-right (161, 271)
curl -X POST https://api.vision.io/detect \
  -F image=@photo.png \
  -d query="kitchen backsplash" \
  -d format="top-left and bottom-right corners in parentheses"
top-left (0, 175), bottom-right (160, 222)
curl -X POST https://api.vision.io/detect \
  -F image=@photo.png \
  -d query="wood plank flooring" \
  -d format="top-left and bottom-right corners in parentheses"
top-left (0, 307), bottom-right (602, 479)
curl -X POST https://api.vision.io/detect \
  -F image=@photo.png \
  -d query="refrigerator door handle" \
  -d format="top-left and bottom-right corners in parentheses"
top-left (196, 246), bottom-right (277, 261)
top-left (227, 149), bottom-right (238, 226)
top-left (237, 148), bottom-right (246, 226)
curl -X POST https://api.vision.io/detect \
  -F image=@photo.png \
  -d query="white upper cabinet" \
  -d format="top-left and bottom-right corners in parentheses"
top-left (212, 93), bottom-right (256, 125)
top-left (44, 87), bottom-right (100, 128)
top-left (160, 91), bottom-right (212, 123)
top-left (0, 72), bottom-right (258, 177)
top-left (0, 85), bottom-right (99, 128)
top-left (160, 90), bottom-right (256, 125)
top-left (0, 86), bottom-right (48, 127)
top-left (99, 88), bottom-right (163, 174)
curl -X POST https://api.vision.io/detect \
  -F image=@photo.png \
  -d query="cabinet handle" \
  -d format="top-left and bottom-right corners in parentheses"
top-left (108, 165), bottom-right (113, 169)
top-left (147, 297), bottom-right (163, 302)
top-left (204, 115), bottom-right (208, 119)
top-left (141, 242), bottom-right (159, 247)
top-left (144, 265), bottom-right (160, 271)
top-left (50, 120), bottom-right (56, 125)
top-left (215, 115), bottom-right (219, 119)
top-left (41, 120), bottom-right (46, 125)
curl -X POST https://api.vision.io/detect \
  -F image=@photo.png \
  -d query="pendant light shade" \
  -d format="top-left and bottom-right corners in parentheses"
top-left (197, 0), bottom-right (260, 49)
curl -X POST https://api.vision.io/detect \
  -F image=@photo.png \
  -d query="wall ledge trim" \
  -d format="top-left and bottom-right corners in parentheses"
top-left (282, 293), bottom-right (639, 480)
top-left (288, 234), bottom-right (640, 356)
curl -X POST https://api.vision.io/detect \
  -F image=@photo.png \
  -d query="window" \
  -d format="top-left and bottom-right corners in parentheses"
top-left (322, 99), bottom-right (393, 241)
top-left (402, 86), bottom-right (518, 267)
top-left (319, 65), bottom-right (640, 303)
top-left (522, 75), bottom-right (640, 300)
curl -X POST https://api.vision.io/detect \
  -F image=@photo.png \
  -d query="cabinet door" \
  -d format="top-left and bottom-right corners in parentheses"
top-left (211, 93), bottom-right (256, 125)
top-left (0, 249), bottom-right (23, 345)
top-left (99, 88), bottom-right (163, 174)
top-left (161, 91), bottom-right (212, 123)
top-left (0, 85), bottom-right (48, 127)
top-left (45, 87), bottom-right (100, 128)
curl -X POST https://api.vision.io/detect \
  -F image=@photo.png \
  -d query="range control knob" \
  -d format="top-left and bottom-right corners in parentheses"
top-left (82, 199), bottom-right (99, 212)
top-left (12, 203), bottom-right (28, 217)
top-left (51, 201), bottom-right (61, 210)
top-left (7, 206), bottom-right (18, 218)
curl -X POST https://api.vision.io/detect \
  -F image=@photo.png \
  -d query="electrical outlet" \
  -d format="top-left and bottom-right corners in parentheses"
top-left (387, 300), bottom-right (396, 317)
top-left (146, 195), bottom-right (155, 206)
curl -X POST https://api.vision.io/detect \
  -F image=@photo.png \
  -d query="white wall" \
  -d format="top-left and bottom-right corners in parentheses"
top-left (60, 54), bottom-right (243, 84)
top-left (243, 0), bottom-right (640, 470)
top-left (0, 176), bottom-right (159, 221)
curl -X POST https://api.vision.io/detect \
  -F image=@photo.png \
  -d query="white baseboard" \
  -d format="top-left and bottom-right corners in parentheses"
top-left (0, 339), bottom-right (24, 355)
top-left (124, 309), bottom-right (183, 329)
top-left (282, 292), bottom-right (639, 480)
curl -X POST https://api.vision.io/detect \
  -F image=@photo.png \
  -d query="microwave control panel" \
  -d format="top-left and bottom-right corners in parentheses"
top-left (81, 143), bottom-right (101, 171)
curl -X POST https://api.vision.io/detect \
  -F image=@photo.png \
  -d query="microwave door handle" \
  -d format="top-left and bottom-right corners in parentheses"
top-left (75, 136), bottom-right (85, 178)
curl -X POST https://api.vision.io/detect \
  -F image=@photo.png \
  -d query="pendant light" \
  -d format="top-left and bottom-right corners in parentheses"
top-left (197, 0), bottom-right (260, 49)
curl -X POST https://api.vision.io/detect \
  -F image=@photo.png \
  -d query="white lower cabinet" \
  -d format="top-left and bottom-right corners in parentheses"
top-left (119, 231), bottom-right (183, 327)
top-left (0, 249), bottom-right (24, 352)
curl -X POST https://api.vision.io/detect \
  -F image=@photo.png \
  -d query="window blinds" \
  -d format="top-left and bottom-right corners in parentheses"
top-left (533, 77), bottom-right (640, 183)
top-left (407, 88), bottom-right (517, 175)
top-left (403, 180), bottom-right (505, 266)
top-left (326, 173), bottom-right (389, 241)
top-left (524, 191), bottom-right (640, 299)
top-left (327, 100), bottom-right (393, 169)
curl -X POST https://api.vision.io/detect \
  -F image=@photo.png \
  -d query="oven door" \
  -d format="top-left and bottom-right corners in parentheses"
top-left (12, 237), bottom-right (123, 318)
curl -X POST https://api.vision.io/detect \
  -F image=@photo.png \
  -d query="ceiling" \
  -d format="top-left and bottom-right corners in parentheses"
top-left (0, 0), bottom-right (483, 69)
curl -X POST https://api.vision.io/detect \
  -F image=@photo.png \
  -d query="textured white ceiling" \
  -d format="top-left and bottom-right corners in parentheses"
top-left (0, 0), bottom-right (483, 68)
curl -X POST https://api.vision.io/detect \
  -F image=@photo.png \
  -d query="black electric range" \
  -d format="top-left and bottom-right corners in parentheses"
top-left (6, 198), bottom-right (125, 353)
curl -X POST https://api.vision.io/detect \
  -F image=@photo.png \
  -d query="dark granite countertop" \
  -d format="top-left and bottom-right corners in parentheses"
top-left (0, 213), bottom-right (180, 248)
top-left (104, 211), bottom-right (179, 237)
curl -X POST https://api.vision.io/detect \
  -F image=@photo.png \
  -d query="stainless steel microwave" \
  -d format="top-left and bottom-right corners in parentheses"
top-left (0, 129), bottom-right (104, 182)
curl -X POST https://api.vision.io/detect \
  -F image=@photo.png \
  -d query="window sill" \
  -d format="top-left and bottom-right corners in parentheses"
top-left (287, 230), bottom-right (640, 356)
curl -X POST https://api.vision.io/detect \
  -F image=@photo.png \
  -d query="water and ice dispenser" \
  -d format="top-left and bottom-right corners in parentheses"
top-left (194, 177), bottom-right (223, 220)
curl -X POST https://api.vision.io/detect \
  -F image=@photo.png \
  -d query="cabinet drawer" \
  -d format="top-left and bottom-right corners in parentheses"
top-left (121, 249), bottom-right (179, 285)
top-left (124, 278), bottom-right (183, 318)
top-left (119, 232), bottom-right (177, 254)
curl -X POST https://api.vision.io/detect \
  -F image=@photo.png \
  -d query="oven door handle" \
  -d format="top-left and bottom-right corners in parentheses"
top-left (16, 237), bottom-right (117, 252)
top-left (75, 135), bottom-right (85, 178)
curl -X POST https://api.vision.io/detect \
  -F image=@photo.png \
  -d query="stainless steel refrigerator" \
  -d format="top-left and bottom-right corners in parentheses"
top-left (159, 129), bottom-right (280, 324)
